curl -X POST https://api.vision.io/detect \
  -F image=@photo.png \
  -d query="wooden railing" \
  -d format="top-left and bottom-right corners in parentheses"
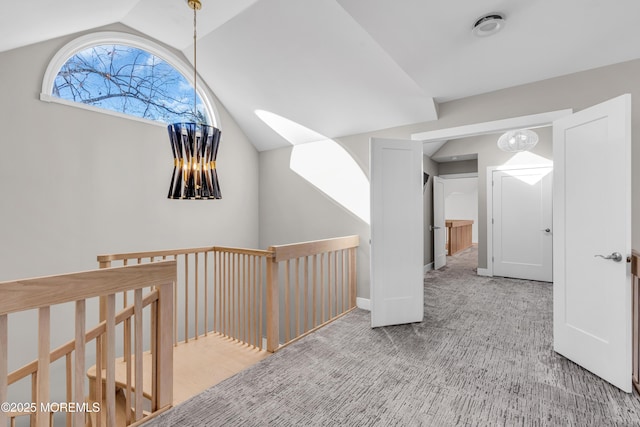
top-left (632, 250), bottom-right (640, 394)
top-left (266, 235), bottom-right (359, 351)
top-left (97, 246), bottom-right (272, 350)
top-left (0, 262), bottom-right (175, 427)
top-left (97, 235), bottom-right (359, 353)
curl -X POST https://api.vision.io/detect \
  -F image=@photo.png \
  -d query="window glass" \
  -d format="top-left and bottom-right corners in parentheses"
top-left (53, 44), bottom-right (209, 124)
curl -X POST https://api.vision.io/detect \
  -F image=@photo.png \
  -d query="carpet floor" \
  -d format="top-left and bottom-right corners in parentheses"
top-left (145, 247), bottom-right (640, 426)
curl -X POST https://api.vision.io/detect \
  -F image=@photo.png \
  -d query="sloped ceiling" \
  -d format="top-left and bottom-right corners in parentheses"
top-left (2, 0), bottom-right (640, 151)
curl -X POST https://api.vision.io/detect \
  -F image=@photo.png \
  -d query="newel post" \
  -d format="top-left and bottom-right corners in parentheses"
top-left (266, 248), bottom-right (279, 352)
top-left (155, 281), bottom-right (174, 409)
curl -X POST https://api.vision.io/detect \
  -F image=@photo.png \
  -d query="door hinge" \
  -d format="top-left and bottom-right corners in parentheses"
top-left (492, 218), bottom-right (494, 224)
top-left (492, 256), bottom-right (494, 262)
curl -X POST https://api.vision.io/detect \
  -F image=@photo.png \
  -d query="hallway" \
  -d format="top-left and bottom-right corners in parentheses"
top-left (145, 247), bottom-right (640, 426)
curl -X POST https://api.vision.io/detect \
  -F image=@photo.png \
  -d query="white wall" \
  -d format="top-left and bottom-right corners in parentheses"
top-left (0, 24), bottom-right (260, 405)
top-left (443, 178), bottom-right (478, 243)
top-left (321, 59), bottom-right (640, 278)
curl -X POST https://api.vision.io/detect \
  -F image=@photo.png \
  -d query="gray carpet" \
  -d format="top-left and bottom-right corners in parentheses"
top-left (146, 247), bottom-right (640, 426)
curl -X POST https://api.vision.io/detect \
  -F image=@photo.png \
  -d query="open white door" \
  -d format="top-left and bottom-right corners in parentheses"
top-left (433, 176), bottom-right (446, 269)
top-left (553, 94), bottom-right (631, 392)
top-left (370, 138), bottom-right (423, 328)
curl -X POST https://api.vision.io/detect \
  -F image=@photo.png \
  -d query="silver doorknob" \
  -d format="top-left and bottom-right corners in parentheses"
top-left (594, 252), bottom-right (623, 262)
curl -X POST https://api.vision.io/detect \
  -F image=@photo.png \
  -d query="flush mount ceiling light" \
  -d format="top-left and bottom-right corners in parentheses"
top-left (497, 129), bottom-right (539, 152)
top-left (472, 13), bottom-right (505, 37)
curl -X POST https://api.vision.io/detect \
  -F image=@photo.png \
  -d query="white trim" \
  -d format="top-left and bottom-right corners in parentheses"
top-left (477, 268), bottom-right (491, 277)
top-left (413, 109), bottom-right (573, 274)
top-left (438, 172), bottom-right (478, 179)
top-left (39, 93), bottom-right (166, 127)
top-left (423, 263), bottom-right (434, 274)
top-left (410, 109), bottom-right (572, 142)
top-left (356, 297), bottom-right (371, 311)
top-left (40, 31), bottom-right (220, 127)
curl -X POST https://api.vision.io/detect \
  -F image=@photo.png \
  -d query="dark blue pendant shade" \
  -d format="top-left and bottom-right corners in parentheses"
top-left (168, 122), bottom-right (221, 199)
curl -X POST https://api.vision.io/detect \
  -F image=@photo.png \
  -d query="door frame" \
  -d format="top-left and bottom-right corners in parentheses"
top-left (486, 164), bottom-right (553, 278)
top-left (411, 109), bottom-right (572, 276)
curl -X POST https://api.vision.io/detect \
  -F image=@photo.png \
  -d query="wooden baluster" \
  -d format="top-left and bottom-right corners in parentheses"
top-left (124, 309), bottom-right (132, 425)
top-left (95, 336), bottom-right (102, 427)
top-left (195, 252), bottom-right (199, 340)
top-left (0, 314), bottom-right (7, 427)
top-left (284, 260), bottom-right (291, 343)
top-left (74, 300), bottom-right (86, 427)
top-left (236, 254), bottom-right (240, 341)
top-left (321, 253), bottom-right (325, 323)
top-left (245, 255), bottom-right (250, 345)
top-left (105, 294), bottom-right (116, 427)
top-left (295, 258), bottom-right (300, 338)
top-left (304, 256), bottom-right (309, 333)
top-left (173, 254), bottom-right (178, 347)
top-left (266, 248), bottom-right (279, 352)
top-left (37, 307), bottom-right (50, 427)
top-left (155, 282), bottom-right (174, 411)
top-left (204, 252), bottom-right (209, 337)
top-left (184, 254), bottom-right (189, 344)
top-left (226, 252), bottom-right (230, 338)
top-left (259, 256), bottom-right (264, 351)
top-left (312, 254), bottom-right (318, 328)
top-left (340, 249), bottom-right (347, 313)
top-left (252, 256), bottom-right (257, 347)
top-left (248, 254), bottom-right (252, 344)
top-left (328, 252), bottom-right (332, 320)
top-left (134, 289), bottom-right (143, 421)
top-left (65, 353), bottom-right (72, 427)
top-left (215, 251), bottom-right (219, 334)
top-left (333, 251), bottom-right (339, 316)
top-left (350, 247), bottom-right (357, 309)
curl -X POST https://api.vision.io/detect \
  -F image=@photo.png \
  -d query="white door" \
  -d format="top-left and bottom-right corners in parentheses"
top-left (433, 176), bottom-right (446, 269)
top-left (370, 138), bottom-right (424, 328)
top-left (553, 94), bottom-right (631, 392)
top-left (493, 168), bottom-right (553, 282)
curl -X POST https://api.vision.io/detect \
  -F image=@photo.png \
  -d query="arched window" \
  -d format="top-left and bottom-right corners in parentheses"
top-left (41, 32), bottom-right (218, 127)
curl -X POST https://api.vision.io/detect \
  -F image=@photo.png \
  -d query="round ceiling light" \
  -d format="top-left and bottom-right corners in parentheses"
top-left (497, 129), bottom-right (539, 152)
top-left (472, 13), bottom-right (505, 37)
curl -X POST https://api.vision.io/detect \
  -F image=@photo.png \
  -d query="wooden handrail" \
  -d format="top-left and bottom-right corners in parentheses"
top-left (0, 262), bottom-right (174, 315)
top-left (270, 235), bottom-right (359, 262)
top-left (0, 262), bottom-right (175, 427)
top-left (97, 246), bottom-right (273, 263)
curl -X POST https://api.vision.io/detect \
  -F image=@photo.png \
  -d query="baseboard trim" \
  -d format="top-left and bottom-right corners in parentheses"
top-left (356, 297), bottom-right (371, 311)
top-left (477, 268), bottom-right (491, 277)
top-left (424, 263), bottom-right (434, 274)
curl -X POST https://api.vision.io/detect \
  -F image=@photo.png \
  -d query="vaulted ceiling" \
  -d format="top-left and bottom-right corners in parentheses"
top-left (3, 0), bottom-right (640, 151)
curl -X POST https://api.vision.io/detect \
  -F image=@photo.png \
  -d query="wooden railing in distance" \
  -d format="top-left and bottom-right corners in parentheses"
top-left (97, 246), bottom-right (272, 350)
top-left (0, 262), bottom-right (175, 427)
top-left (266, 235), bottom-right (359, 352)
top-left (632, 250), bottom-right (640, 394)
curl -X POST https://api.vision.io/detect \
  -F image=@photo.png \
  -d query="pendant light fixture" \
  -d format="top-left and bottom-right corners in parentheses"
top-left (497, 129), bottom-right (539, 152)
top-left (167, 0), bottom-right (222, 199)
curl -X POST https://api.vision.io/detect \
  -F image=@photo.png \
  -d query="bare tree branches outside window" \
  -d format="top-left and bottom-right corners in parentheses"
top-left (53, 44), bottom-right (209, 124)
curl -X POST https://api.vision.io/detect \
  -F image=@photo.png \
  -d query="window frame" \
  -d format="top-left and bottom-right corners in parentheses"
top-left (40, 31), bottom-right (220, 128)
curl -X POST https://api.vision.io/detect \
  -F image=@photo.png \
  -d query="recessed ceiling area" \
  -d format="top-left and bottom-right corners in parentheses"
top-left (3, 0), bottom-right (640, 152)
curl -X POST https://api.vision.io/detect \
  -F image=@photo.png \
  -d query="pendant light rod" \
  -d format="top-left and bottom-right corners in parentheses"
top-left (188, 0), bottom-right (201, 123)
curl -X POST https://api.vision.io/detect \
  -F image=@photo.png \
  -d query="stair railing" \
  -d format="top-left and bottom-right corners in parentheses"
top-left (0, 262), bottom-right (175, 427)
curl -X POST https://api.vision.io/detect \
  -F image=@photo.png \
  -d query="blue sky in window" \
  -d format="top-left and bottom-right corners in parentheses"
top-left (53, 44), bottom-right (209, 124)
